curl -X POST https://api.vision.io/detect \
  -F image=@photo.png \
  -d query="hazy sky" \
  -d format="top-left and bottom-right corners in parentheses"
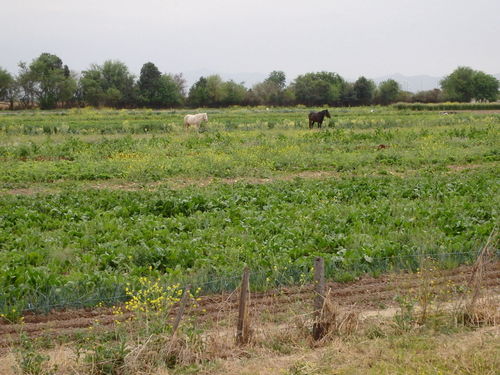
top-left (2, 0), bottom-right (499, 82)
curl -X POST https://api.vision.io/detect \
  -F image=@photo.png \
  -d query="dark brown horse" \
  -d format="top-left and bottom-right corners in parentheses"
top-left (308, 109), bottom-right (331, 129)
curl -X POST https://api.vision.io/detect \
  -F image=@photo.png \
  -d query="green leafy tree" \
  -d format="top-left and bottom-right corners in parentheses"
top-left (27, 53), bottom-right (77, 109)
top-left (440, 67), bottom-right (498, 102)
top-left (260, 70), bottom-right (287, 105)
top-left (80, 61), bottom-right (136, 107)
top-left (221, 80), bottom-right (247, 106)
top-left (353, 76), bottom-right (375, 106)
top-left (188, 77), bottom-right (210, 107)
top-left (291, 72), bottom-right (345, 106)
top-left (251, 82), bottom-right (270, 105)
top-left (206, 75), bottom-right (225, 107)
top-left (341, 82), bottom-right (357, 106)
top-left (138, 62), bottom-right (162, 107)
top-left (440, 67), bottom-right (476, 102)
top-left (80, 65), bottom-right (105, 106)
top-left (472, 71), bottom-right (499, 102)
top-left (172, 73), bottom-right (187, 99)
top-left (0, 68), bottom-right (19, 110)
top-left (376, 79), bottom-right (400, 105)
top-left (157, 74), bottom-right (184, 107)
top-left (137, 62), bottom-right (183, 108)
top-left (266, 70), bottom-right (286, 90)
top-left (101, 60), bottom-right (136, 107)
top-left (0, 68), bottom-right (14, 101)
top-left (16, 62), bottom-right (37, 108)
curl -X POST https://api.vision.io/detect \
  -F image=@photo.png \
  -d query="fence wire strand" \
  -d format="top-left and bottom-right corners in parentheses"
top-left (1, 249), bottom-right (498, 314)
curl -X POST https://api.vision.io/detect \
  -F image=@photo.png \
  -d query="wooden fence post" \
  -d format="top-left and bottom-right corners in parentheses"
top-left (236, 267), bottom-right (250, 345)
top-left (312, 256), bottom-right (326, 340)
top-left (172, 284), bottom-right (191, 336)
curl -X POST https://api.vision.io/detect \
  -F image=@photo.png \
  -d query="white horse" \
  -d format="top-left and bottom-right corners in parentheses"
top-left (184, 113), bottom-right (208, 128)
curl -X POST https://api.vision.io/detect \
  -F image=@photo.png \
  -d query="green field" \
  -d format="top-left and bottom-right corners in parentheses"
top-left (0, 107), bottom-right (498, 316)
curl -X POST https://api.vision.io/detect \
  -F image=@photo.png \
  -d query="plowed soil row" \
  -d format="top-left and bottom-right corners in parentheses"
top-left (1, 261), bottom-right (499, 347)
top-left (1, 162), bottom-right (492, 196)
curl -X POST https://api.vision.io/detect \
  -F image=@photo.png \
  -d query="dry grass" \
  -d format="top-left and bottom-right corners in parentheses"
top-left (1, 251), bottom-right (498, 374)
top-left (456, 229), bottom-right (499, 327)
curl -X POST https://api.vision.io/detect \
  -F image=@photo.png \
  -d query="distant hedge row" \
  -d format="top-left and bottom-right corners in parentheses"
top-left (393, 102), bottom-right (500, 111)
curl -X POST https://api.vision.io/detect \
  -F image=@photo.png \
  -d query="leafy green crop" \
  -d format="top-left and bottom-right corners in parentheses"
top-left (0, 107), bottom-right (498, 317)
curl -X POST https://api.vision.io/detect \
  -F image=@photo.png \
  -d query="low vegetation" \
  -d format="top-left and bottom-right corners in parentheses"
top-left (0, 107), bottom-right (498, 318)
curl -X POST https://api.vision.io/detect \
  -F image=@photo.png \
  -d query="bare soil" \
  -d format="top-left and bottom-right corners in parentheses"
top-left (1, 261), bottom-right (498, 348)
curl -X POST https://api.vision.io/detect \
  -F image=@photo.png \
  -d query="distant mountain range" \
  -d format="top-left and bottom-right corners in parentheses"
top-left (183, 70), bottom-right (500, 94)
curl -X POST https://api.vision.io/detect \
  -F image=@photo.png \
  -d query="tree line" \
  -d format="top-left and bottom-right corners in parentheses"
top-left (0, 53), bottom-right (498, 110)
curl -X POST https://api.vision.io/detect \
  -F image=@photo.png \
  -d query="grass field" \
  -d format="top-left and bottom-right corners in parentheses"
top-left (0, 107), bottom-right (498, 316)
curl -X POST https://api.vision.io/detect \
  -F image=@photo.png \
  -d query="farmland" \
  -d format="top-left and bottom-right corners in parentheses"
top-left (0, 107), bottom-right (498, 316)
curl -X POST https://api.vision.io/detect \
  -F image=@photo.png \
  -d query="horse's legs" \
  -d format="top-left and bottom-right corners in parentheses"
top-left (309, 119), bottom-right (313, 129)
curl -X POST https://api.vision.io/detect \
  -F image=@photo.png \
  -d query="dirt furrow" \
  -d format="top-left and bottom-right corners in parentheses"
top-left (1, 262), bottom-right (498, 346)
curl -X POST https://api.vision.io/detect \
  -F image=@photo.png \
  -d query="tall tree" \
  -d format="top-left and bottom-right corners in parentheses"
top-left (138, 62), bottom-right (162, 107)
top-left (27, 53), bottom-right (77, 109)
top-left (17, 62), bottom-right (37, 108)
top-left (101, 60), bottom-right (136, 107)
top-left (440, 67), bottom-right (498, 102)
top-left (472, 71), bottom-right (499, 102)
top-left (341, 82), bottom-right (357, 106)
top-left (156, 74), bottom-right (184, 107)
top-left (0, 68), bottom-right (14, 101)
top-left (0, 68), bottom-right (19, 110)
top-left (264, 70), bottom-right (287, 105)
top-left (188, 77), bottom-right (210, 107)
top-left (138, 63), bottom-right (185, 108)
top-left (266, 71), bottom-right (286, 90)
top-left (291, 72), bottom-right (345, 106)
top-left (440, 66), bottom-right (476, 102)
top-left (80, 65), bottom-right (105, 106)
top-left (353, 76), bottom-right (375, 106)
top-left (376, 79), bottom-right (400, 105)
top-left (80, 61), bottom-right (136, 107)
top-left (221, 80), bottom-right (247, 106)
top-left (172, 73), bottom-right (187, 99)
top-left (206, 75), bottom-right (225, 107)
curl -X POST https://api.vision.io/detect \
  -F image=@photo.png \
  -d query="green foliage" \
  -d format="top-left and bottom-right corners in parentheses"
top-left (251, 71), bottom-right (287, 106)
top-left (376, 79), bottom-right (401, 105)
top-left (82, 339), bottom-right (128, 375)
top-left (81, 61), bottom-right (136, 108)
top-left (15, 332), bottom-right (55, 375)
top-left (292, 71), bottom-right (345, 106)
top-left (138, 62), bottom-right (184, 108)
top-left (353, 76), bottom-right (376, 106)
top-left (472, 71), bottom-right (499, 102)
top-left (221, 80), bottom-right (247, 106)
top-left (412, 89), bottom-right (442, 103)
top-left (20, 53), bottom-right (77, 109)
top-left (0, 108), bottom-right (498, 314)
top-left (0, 67), bottom-right (14, 101)
top-left (441, 66), bottom-right (499, 102)
top-left (187, 77), bottom-right (210, 107)
top-left (393, 102), bottom-right (500, 110)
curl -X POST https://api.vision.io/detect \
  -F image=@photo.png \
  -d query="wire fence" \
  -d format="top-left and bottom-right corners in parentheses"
top-left (1, 248), bottom-right (497, 316)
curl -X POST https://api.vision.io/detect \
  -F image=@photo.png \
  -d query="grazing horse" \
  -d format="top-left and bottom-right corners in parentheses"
top-left (184, 113), bottom-right (208, 128)
top-left (308, 109), bottom-right (331, 129)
